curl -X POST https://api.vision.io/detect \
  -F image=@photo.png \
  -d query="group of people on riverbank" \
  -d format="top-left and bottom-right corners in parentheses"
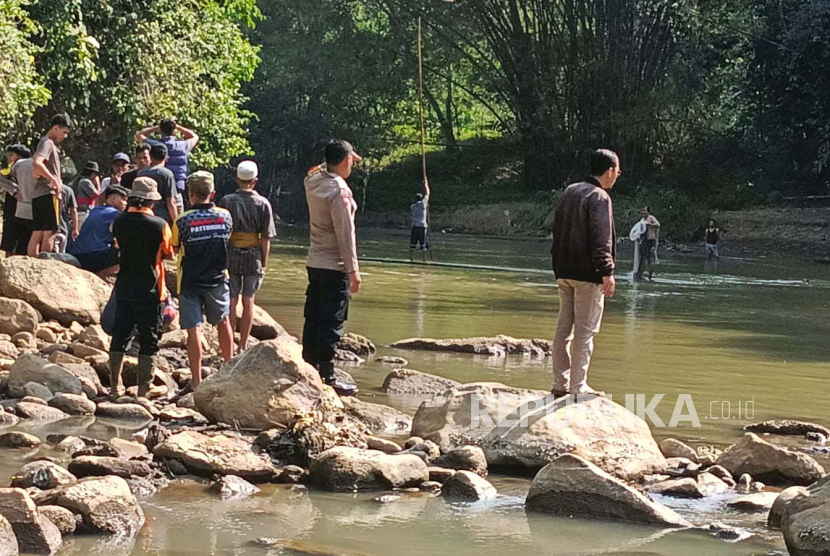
top-left (0, 114), bottom-right (276, 399)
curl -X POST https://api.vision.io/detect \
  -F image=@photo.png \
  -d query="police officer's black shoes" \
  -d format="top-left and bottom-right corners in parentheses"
top-left (325, 377), bottom-right (359, 397)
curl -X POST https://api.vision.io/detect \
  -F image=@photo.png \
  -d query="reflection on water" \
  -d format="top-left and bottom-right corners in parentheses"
top-left (3, 228), bottom-right (825, 554)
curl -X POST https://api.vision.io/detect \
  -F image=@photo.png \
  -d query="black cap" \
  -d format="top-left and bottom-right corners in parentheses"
top-left (50, 113), bottom-right (72, 129)
top-left (104, 185), bottom-right (129, 198)
top-left (6, 144), bottom-right (31, 159)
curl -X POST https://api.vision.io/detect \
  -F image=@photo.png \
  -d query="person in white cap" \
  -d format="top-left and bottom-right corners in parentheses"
top-left (217, 159), bottom-right (276, 354)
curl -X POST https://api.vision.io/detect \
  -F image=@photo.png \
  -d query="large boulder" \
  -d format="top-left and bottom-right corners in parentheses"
top-left (7, 355), bottom-right (83, 398)
top-left (48, 393), bottom-right (95, 416)
top-left (0, 257), bottom-right (110, 325)
top-left (391, 335), bottom-right (551, 358)
top-left (10, 461), bottom-right (76, 490)
top-left (250, 305), bottom-right (294, 341)
top-left (433, 446), bottom-right (488, 477)
top-left (0, 514), bottom-right (17, 556)
top-left (33, 476), bottom-right (144, 537)
top-left (0, 298), bottom-right (39, 336)
top-left (781, 475), bottom-right (830, 555)
top-left (341, 397), bottom-right (412, 435)
top-left (153, 431), bottom-right (276, 482)
top-left (769, 486), bottom-right (809, 528)
top-left (525, 454), bottom-right (690, 528)
top-left (382, 369), bottom-right (462, 397)
top-left (68, 456), bottom-right (153, 479)
top-left (195, 337), bottom-right (332, 431)
top-left (717, 433), bottom-right (825, 486)
top-left (309, 447), bottom-right (429, 492)
top-left (411, 383), bottom-right (667, 481)
top-left (0, 488), bottom-right (62, 555)
top-left (441, 470), bottom-right (497, 501)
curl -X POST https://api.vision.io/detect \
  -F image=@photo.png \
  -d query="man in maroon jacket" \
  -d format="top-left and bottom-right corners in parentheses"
top-left (550, 149), bottom-right (620, 398)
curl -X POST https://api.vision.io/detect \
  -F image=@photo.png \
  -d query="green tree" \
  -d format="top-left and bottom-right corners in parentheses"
top-left (25, 0), bottom-right (260, 168)
top-left (0, 0), bottom-right (49, 141)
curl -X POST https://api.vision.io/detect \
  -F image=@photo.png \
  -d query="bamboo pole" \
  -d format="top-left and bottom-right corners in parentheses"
top-left (417, 17), bottom-right (435, 260)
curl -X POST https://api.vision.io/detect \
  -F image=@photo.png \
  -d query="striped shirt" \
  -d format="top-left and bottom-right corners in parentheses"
top-left (218, 190), bottom-right (275, 276)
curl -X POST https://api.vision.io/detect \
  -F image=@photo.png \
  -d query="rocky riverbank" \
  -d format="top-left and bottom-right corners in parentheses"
top-left (0, 256), bottom-right (828, 555)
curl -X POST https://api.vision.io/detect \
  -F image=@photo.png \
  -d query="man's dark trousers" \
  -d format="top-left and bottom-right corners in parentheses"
top-left (302, 267), bottom-right (350, 381)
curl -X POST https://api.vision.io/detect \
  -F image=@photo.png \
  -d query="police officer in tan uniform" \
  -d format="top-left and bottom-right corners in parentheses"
top-left (302, 140), bottom-right (362, 396)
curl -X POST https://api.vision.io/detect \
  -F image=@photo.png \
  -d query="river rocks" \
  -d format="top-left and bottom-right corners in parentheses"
top-left (33, 476), bottom-right (145, 537)
top-left (37, 506), bottom-right (77, 535)
top-left (109, 438), bottom-right (149, 459)
top-left (433, 446), bottom-right (488, 476)
top-left (11, 332), bottom-right (34, 349)
top-left (411, 383), bottom-right (667, 481)
top-left (728, 492), bottom-right (779, 512)
top-left (69, 343), bottom-right (106, 360)
top-left (366, 436), bottom-right (402, 454)
top-left (337, 333), bottom-right (376, 357)
top-left (0, 412), bottom-right (18, 429)
top-left (780, 475), bottom-right (830, 556)
top-left (697, 472), bottom-right (729, 496)
top-left (645, 477), bottom-right (702, 498)
top-left (154, 431), bottom-right (276, 482)
top-left (95, 402), bottom-right (153, 421)
top-left (209, 475), bottom-right (261, 500)
top-left (10, 461), bottom-right (76, 490)
top-left (525, 454), bottom-right (690, 528)
top-left (717, 433), bottom-right (825, 486)
top-left (428, 467), bottom-right (456, 483)
top-left (250, 305), bottom-right (292, 341)
top-left (0, 432), bottom-right (41, 449)
top-left (158, 407), bottom-right (209, 425)
top-left (381, 369), bottom-right (462, 397)
top-left (379, 356), bottom-right (408, 366)
top-left (47, 351), bottom-right (83, 366)
top-left (195, 338), bottom-right (332, 430)
top-left (48, 393), bottom-right (95, 416)
top-left (35, 328), bottom-right (57, 344)
top-left (22, 382), bottom-right (53, 402)
top-left (745, 420), bottom-right (830, 437)
top-left (341, 397), bottom-right (412, 435)
top-left (659, 438), bottom-right (698, 463)
top-left (0, 341), bottom-right (19, 360)
top-left (0, 298), bottom-right (39, 336)
top-left (769, 486), bottom-right (809, 528)
top-left (441, 470), bottom-right (497, 501)
top-left (0, 257), bottom-right (111, 325)
top-left (0, 488), bottom-right (62, 555)
top-left (0, 515), bottom-right (15, 556)
top-left (391, 335), bottom-right (551, 358)
top-left (68, 456), bottom-right (153, 479)
top-left (7, 355), bottom-right (83, 398)
top-left (309, 447), bottom-right (429, 492)
top-left (13, 402), bottom-right (69, 422)
top-left (77, 325), bottom-right (109, 351)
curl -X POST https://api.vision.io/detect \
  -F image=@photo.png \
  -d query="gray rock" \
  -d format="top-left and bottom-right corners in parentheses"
top-left (0, 488), bottom-right (62, 555)
top-left (0, 412), bottom-right (19, 429)
top-left (68, 456), bottom-right (153, 479)
top-left (158, 407), bottom-right (209, 425)
top-left (745, 420), bottom-right (830, 437)
top-left (768, 486), bottom-right (809, 528)
top-left (696, 472), bottom-right (729, 497)
top-left (38, 506), bottom-right (77, 535)
top-left (48, 393), bottom-right (95, 416)
top-left (365, 436), bottom-right (402, 454)
top-left (33, 476), bottom-right (144, 537)
top-left (108, 438), bottom-right (148, 459)
top-left (0, 514), bottom-right (17, 556)
top-left (276, 465), bottom-right (307, 485)
top-left (404, 437), bottom-right (424, 450)
top-left (0, 432), bottom-right (41, 449)
top-left (717, 433), bottom-right (825, 486)
top-left (337, 333), bottom-right (376, 357)
top-left (433, 446), bottom-right (488, 477)
top-left (737, 473), bottom-right (752, 490)
top-left (10, 461), bottom-right (76, 490)
top-left (19, 396), bottom-right (47, 406)
top-left (381, 369), bottom-right (461, 396)
top-left (659, 438), bottom-right (698, 463)
top-left (441, 470), bottom-right (497, 501)
top-left (728, 492), bottom-right (780, 512)
top-left (378, 356), bottom-right (408, 366)
top-left (7, 355), bottom-right (83, 398)
top-left (154, 431), bottom-right (275, 482)
top-left (309, 447), bottom-right (429, 492)
top-left (341, 398), bottom-right (412, 435)
top-left (95, 402), bottom-right (153, 421)
top-left (428, 467), bottom-right (456, 484)
top-left (209, 475), bottom-right (261, 500)
top-left (13, 402), bottom-right (69, 422)
top-left (390, 335), bottom-right (550, 358)
top-left (781, 475), bottom-right (830, 555)
top-left (401, 440), bottom-right (441, 463)
top-left (21, 383), bottom-right (53, 402)
top-left (645, 477), bottom-right (702, 498)
top-left (0, 297), bottom-right (39, 336)
top-left (526, 454), bottom-right (690, 528)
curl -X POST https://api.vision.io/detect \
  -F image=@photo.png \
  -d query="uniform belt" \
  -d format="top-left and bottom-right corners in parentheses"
top-left (230, 232), bottom-right (261, 248)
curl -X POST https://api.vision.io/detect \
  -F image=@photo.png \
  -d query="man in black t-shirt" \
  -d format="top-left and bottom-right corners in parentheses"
top-left (138, 143), bottom-right (180, 225)
top-left (109, 177), bottom-right (173, 399)
top-left (120, 143), bottom-right (152, 191)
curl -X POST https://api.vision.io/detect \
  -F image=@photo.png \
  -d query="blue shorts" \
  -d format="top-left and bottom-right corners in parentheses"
top-left (179, 282), bottom-right (231, 330)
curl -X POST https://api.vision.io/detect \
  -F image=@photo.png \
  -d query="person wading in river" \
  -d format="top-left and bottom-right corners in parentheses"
top-left (302, 140), bottom-right (362, 397)
top-left (409, 177), bottom-right (430, 261)
top-left (108, 178), bottom-right (173, 399)
top-left (550, 149), bottom-right (619, 399)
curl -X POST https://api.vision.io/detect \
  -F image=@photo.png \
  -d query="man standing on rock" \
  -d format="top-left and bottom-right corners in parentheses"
top-left (550, 149), bottom-right (619, 398)
top-left (218, 160), bottom-right (276, 354)
top-left (0, 144), bottom-right (32, 256)
top-left (30, 114), bottom-right (72, 257)
top-left (302, 140), bottom-right (362, 397)
top-left (109, 177), bottom-right (173, 399)
top-left (172, 171), bottom-right (234, 393)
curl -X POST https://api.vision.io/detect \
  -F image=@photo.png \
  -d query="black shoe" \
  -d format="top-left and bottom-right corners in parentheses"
top-left (551, 389), bottom-right (570, 400)
top-left (325, 378), bottom-right (359, 397)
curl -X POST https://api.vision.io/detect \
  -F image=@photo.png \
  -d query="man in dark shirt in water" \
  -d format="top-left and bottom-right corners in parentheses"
top-left (705, 219), bottom-right (721, 260)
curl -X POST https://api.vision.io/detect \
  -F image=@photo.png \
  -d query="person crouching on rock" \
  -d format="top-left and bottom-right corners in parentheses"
top-left (172, 171), bottom-right (234, 394)
top-left (108, 177), bottom-right (174, 399)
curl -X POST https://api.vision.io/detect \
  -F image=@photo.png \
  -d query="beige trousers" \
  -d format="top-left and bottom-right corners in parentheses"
top-left (552, 279), bottom-right (605, 393)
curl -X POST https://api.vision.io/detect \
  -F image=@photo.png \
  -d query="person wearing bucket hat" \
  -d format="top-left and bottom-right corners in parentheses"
top-left (301, 139), bottom-right (363, 397)
top-left (30, 113), bottom-right (72, 256)
top-left (108, 176), bottom-right (173, 398)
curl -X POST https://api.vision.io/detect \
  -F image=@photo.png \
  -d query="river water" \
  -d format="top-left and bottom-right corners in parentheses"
top-left (4, 228), bottom-right (829, 555)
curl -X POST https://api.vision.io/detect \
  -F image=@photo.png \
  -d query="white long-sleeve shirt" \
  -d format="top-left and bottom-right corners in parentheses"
top-left (304, 165), bottom-right (359, 273)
